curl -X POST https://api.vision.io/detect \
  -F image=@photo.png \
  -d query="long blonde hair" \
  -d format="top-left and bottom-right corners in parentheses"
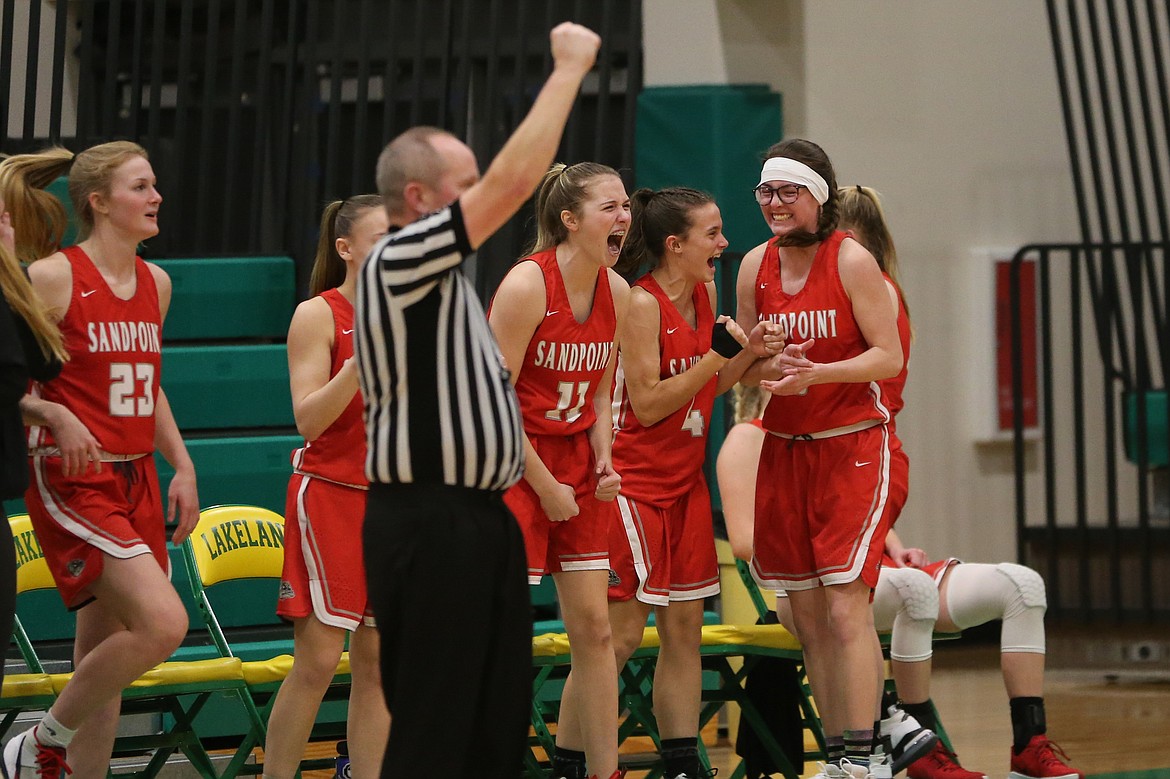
top-left (732, 384), bottom-right (767, 424)
top-left (837, 185), bottom-right (909, 319)
top-left (0, 146), bottom-right (73, 262)
top-left (0, 242), bottom-right (67, 362)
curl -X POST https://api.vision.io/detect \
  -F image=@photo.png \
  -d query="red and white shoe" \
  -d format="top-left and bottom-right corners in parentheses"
top-left (1, 728), bottom-right (71, 779)
top-left (906, 741), bottom-right (986, 779)
top-left (1008, 735), bottom-right (1085, 779)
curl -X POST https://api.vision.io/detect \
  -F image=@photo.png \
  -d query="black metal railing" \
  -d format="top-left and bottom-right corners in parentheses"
top-left (1025, 0), bottom-right (1170, 621)
top-left (1009, 241), bottom-right (1169, 622)
top-left (1, 0), bottom-right (642, 295)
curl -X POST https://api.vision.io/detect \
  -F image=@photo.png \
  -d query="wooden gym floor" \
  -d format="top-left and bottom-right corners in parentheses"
top-left (292, 636), bottom-right (1170, 778)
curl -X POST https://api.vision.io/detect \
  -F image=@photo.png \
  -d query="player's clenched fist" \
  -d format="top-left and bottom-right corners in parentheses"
top-left (550, 22), bottom-right (601, 76)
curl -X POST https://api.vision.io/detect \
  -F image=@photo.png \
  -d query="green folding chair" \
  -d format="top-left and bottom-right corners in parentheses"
top-left (182, 505), bottom-right (352, 779)
top-left (8, 512), bottom-right (259, 779)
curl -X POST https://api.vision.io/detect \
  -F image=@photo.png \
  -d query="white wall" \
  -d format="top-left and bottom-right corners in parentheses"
top-left (645, 0), bottom-right (1080, 563)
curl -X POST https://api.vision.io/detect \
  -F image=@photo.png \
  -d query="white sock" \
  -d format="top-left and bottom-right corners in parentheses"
top-left (34, 712), bottom-right (76, 748)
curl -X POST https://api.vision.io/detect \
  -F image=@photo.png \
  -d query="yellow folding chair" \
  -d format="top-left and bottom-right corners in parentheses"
top-left (7, 513), bottom-right (260, 779)
top-left (181, 505), bottom-right (352, 778)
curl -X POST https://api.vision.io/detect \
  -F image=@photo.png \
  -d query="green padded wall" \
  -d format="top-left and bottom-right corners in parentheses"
top-left (155, 435), bottom-right (302, 515)
top-left (163, 344), bottom-right (294, 429)
top-left (635, 84), bottom-right (782, 514)
top-left (45, 176), bottom-right (79, 248)
top-left (156, 257), bottom-right (295, 341)
top-left (1124, 390), bottom-right (1169, 467)
top-left (635, 84), bottom-right (782, 255)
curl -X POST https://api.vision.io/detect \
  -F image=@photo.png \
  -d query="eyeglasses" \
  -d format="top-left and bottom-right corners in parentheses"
top-left (753, 183), bottom-right (807, 206)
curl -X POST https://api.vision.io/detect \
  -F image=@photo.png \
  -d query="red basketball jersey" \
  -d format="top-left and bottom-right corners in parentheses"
top-left (28, 245), bottom-right (161, 455)
top-left (290, 288), bottom-right (367, 487)
top-left (879, 276), bottom-right (912, 421)
top-left (510, 248), bottom-right (617, 437)
top-left (755, 231), bottom-right (891, 435)
top-left (612, 276), bottom-right (716, 506)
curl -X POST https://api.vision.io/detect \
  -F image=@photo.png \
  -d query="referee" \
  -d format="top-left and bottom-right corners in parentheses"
top-left (354, 22), bottom-right (601, 779)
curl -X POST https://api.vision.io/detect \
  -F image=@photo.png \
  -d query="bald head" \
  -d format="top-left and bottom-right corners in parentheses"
top-left (376, 127), bottom-right (481, 224)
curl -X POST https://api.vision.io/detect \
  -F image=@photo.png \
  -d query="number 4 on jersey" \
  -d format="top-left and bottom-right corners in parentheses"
top-left (681, 404), bottom-right (704, 438)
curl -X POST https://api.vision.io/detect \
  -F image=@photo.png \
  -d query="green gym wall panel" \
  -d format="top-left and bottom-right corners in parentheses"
top-left (635, 84), bottom-right (782, 255)
top-left (155, 256), bottom-right (295, 341)
top-left (155, 434), bottom-right (302, 516)
top-left (162, 344), bottom-right (294, 430)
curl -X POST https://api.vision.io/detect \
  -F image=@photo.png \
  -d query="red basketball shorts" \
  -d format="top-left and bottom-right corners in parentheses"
top-left (607, 478), bottom-right (720, 606)
top-left (751, 424), bottom-right (897, 592)
top-left (278, 472), bottom-right (373, 631)
top-left (25, 455), bottom-right (168, 609)
top-left (504, 431), bottom-right (609, 585)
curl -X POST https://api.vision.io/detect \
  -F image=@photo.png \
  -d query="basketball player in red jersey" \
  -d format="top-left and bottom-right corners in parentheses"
top-left (605, 187), bottom-right (757, 779)
top-left (263, 196), bottom-right (391, 779)
top-left (735, 139), bottom-right (903, 779)
top-left (489, 161), bottom-right (631, 779)
top-left (1, 142), bottom-right (198, 779)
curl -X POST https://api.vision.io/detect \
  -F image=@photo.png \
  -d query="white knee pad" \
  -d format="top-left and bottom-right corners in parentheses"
top-left (873, 566), bottom-right (939, 663)
top-left (943, 562), bottom-right (1046, 654)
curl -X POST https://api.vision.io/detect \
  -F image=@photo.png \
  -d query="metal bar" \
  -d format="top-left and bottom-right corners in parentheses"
top-left (101, 0), bottom-right (122, 139)
top-left (1083, 0), bottom-right (1131, 244)
top-left (593, 0), bottom-right (614, 164)
top-left (451, 0), bottom-right (473, 139)
top-left (482, 0), bottom-right (503, 152)
top-left (1099, 250), bottom-right (1122, 615)
top-left (273, 0), bottom-right (302, 253)
top-left (1145, 0), bottom-right (1170, 244)
top-left (1103, 2), bottom-right (1152, 245)
top-left (21, 0), bottom-right (42, 141)
top-left (1010, 249), bottom-right (1031, 577)
top-left (1038, 254), bottom-right (1060, 613)
top-left (249, 0), bottom-right (276, 249)
top-left (146, 0), bottom-right (167, 165)
top-left (0, 0), bottom-right (15, 141)
top-left (76, 0), bottom-right (96, 145)
top-left (350, 0), bottom-right (374, 195)
top-left (622, 0), bottom-right (642, 174)
top-left (564, 0), bottom-right (588, 158)
top-left (380, 0), bottom-right (400, 145)
top-left (170, 0), bottom-right (196, 248)
top-left (1127, 245), bottom-right (1153, 618)
top-left (1068, 249), bottom-right (1091, 617)
top-left (221, 0), bottom-right (250, 249)
top-left (410, 0), bottom-right (426, 125)
top-left (436, 0), bottom-right (453, 131)
top-left (126, 0), bottom-right (146, 140)
top-left (1066, 1), bottom-right (1134, 383)
top-left (1127, 0), bottom-right (1170, 246)
top-left (48, 0), bottom-right (68, 142)
top-left (323, 0), bottom-right (347, 201)
top-left (196, 0), bottom-right (223, 249)
top-left (291, 0), bottom-right (322, 285)
top-left (1105, 2), bottom-right (1166, 386)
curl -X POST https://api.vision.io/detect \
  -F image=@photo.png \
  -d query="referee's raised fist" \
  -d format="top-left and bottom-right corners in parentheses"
top-left (550, 22), bottom-right (600, 75)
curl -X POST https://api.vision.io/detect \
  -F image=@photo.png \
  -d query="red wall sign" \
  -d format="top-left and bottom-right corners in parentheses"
top-left (995, 259), bottom-right (1038, 431)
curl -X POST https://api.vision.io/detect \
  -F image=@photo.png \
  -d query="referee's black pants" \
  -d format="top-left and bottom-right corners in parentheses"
top-left (363, 483), bottom-right (532, 778)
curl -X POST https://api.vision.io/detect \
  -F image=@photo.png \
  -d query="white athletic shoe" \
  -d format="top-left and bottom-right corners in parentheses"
top-left (2, 727), bottom-right (71, 779)
top-left (880, 704), bottom-right (939, 774)
top-left (810, 759), bottom-right (873, 779)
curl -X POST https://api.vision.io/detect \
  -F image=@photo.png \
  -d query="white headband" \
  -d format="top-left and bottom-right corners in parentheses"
top-left (757, 157), bottom-right (830, 205)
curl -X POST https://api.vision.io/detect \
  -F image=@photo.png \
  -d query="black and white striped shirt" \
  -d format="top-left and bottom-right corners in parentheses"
top-left (354, 202), bottom-right (525, 491)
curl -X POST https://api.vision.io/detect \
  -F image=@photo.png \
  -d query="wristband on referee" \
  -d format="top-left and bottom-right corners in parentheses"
top-left (710, 322), bottom-right (744, 359)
